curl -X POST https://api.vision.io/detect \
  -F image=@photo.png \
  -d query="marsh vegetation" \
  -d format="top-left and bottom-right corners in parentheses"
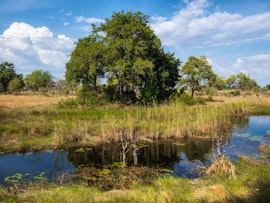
top-left (1, 93), bottom-right (270, 202)
top-left (1, 8), bottom-right (270, 202)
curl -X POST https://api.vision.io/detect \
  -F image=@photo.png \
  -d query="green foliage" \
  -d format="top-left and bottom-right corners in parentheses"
top-left (66, 35), bottom-right (106, 89)
top-left (171, 92), bottom-right (207, 105)
top-left (225, 73), bottom-right (260, 91)
top-left (229, 90), bottom-right (240, 96)
top-left (8, 77), bottom-right (23, 93)
top-left (0, 62), bottom-right (19, 92)
top-left (66, 11), bottom-right (180, 104)
top-left (76, 85), bottom-right (107, 106)
top-left (235, 72), bottom-right (260, 91)
top-left (180, 56), bottom-right (214, 97)
top-left (24, 70), bottom-right (52, 91)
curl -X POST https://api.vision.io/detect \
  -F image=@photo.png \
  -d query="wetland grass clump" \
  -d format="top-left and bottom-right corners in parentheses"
top-left (205, 155), bottom-right (236, 179)
top-left (0, 100), bottom-right (249, 152)
top-left (97, 102), bottom-right (240, 141)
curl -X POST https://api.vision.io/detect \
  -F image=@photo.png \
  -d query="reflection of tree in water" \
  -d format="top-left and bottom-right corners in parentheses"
top-left (67, 138), bottom-right (213, 170)
top-left (181, 138), bottom-right (212, 161)
top-left (232, 116), bottom-right (249, 128)
top-left (67, 143), bottom-right (122, 168)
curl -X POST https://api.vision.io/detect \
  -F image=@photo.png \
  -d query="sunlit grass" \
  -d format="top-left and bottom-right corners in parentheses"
top-left (2, 94), bottom-right (270, 153)
top-left (1, 158), bottom-right (269, 202)
top-left (0, 94), bottom-right (73, 108)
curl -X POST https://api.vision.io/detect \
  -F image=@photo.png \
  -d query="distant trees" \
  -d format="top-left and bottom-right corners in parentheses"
top-left (0, 62), bottom-right (23, 93)
top-left (8, 76), bottom-right (24, 93)
top-left (66, 11), bottom-right (180, 104)
top-left (0, 60), bottom-right (73, 95)
top-left (24, 70), bottom-right (53, 91)
top-left (180, 56), bottom-right (214, 97)
top-left (224, 73), bottom-right (259, 91)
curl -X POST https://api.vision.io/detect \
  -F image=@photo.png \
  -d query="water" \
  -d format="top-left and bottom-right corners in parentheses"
top-left (0, 116), bottom-right (269, 185)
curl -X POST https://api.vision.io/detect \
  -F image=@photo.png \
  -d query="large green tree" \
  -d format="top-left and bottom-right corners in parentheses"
top-left (24, 70), bottom-right (53, 91)
top-left (66, 11), bottom-right (180, 103)
top-left (66, 34), bottom-right (106, 90)
top-left (180, 56), bottom-right (214, 97)
top-left (0, 62), bottom-right (18, 92)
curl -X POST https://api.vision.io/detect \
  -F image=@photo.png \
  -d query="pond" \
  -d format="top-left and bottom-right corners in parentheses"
top-left (0, 116), bottom-right (270, 185)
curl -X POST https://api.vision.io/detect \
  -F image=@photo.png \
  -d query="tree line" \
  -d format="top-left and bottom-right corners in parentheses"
top-left (0, 62), bottom-right (55, 93)
top-left (65, 11), bottom-right (264, 104)
top-left (1, 11), bottom-right (268, 102)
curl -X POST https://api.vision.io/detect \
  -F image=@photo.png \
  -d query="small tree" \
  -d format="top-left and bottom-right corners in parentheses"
top-left (24, 70), bottom-right (52, 91)
top-left (180, 56), bottom-right (214, 97)
top-left (0, 62), bottom-right (17, 92)
top-left (225, 73), bottom-right (260, 91)
top-left (8, 77), bottom-right (23, 93)
top-left (235, 72), bottom-right (259, 91)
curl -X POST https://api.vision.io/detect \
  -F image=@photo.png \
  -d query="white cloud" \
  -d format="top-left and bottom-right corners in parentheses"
top-left (232, 54), bottom-right (270, 86)
top-left (85, 17), bottom-right (105, 24)
top-left (75, 16), bottom-right (104, 24)
top-left (74, 16), bottom-right (105, 32)
top-left (75, 16), bottom-right (86, 23)
top-left (65, 11), bottom-right (72, 16)
top-left (150, 0), bottom-right (270, 48)
top-left (0, 22), bottom-right (75, 76)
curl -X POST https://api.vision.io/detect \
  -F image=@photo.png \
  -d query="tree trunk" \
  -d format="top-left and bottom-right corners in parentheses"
top-left (122, 151), bottom-right (127, 167)
top-left (119, 80), bottom-right (123, 98)
top-left (120, 130), bottom-right (129, 167)
top-left (133, 142), bottom-right (138, 166)
top-left (132, 130), bottom-right (139, 166)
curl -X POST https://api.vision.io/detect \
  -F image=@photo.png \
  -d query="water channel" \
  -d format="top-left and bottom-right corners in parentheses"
top-left (0, 116), bottom-right (270, 185)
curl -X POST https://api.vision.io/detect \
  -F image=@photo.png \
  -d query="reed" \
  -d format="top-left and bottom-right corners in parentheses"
top-left (1, 158), bottom-right (269, 202)
top-left (1, 94), bottom-right (269, 153)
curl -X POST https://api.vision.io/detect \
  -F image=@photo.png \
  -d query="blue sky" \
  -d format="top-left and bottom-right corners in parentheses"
top-left (0, 0), bottom-right (269, 87)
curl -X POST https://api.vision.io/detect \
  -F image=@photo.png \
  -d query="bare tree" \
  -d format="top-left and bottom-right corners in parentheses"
top-left (120, 130), bottom-right (130, 168)
top-left (131, 128), bottom-right (139, 166)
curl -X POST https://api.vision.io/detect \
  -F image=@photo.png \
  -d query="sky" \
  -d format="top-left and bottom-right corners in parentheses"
top-left (0, 0), bottom-right (270, 87)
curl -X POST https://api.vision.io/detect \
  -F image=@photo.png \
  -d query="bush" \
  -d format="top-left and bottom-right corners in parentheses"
top-left (171, 92), bottom-right (208, 105)
top-left (77, 85), bottom-right (108, 107)
top-left (228, 90), bottom-right (240, 96)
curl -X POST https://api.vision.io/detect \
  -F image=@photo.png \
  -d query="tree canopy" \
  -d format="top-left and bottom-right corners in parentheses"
top-left (0, 62), bottom-right (18, 92)
top-left (66, 11), bottom-right (180, 104)
top-left (180, 56), bottom-right (214, 97)
top-left (24, 70), bottom-right (53, 91)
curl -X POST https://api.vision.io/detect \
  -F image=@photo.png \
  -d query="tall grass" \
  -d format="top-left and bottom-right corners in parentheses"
top-left (95, 102), bottom-right (244, 141)
top-left (0, 100), bottom-right (249, 152)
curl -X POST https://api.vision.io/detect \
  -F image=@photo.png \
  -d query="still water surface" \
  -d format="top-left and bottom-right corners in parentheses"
top-left (0, 116), bottom-right (269, 185)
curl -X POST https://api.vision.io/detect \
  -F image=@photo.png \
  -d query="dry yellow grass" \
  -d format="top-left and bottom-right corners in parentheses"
top-left (211, 94), bottom-right (270, 105)
top-left (0, 94), bottom-right (74, 108)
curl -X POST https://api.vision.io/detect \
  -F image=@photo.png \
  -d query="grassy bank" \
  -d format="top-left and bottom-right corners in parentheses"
top-left (1, 94), bottom-right (270, 153)
top-left (1, 157), bottom-right (269, 202)
top-left (1, 94), bottom-right (270, 202)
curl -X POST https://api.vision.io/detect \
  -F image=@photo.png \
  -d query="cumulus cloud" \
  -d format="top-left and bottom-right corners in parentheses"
top-left (0, 22), bottom-right (74, 76)
top-left (150, 0), bottom-right (270, 48)
top-left (75, 16), bottom-right (104, 24)
top-left (232, 54), bottom-right (270, 86)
